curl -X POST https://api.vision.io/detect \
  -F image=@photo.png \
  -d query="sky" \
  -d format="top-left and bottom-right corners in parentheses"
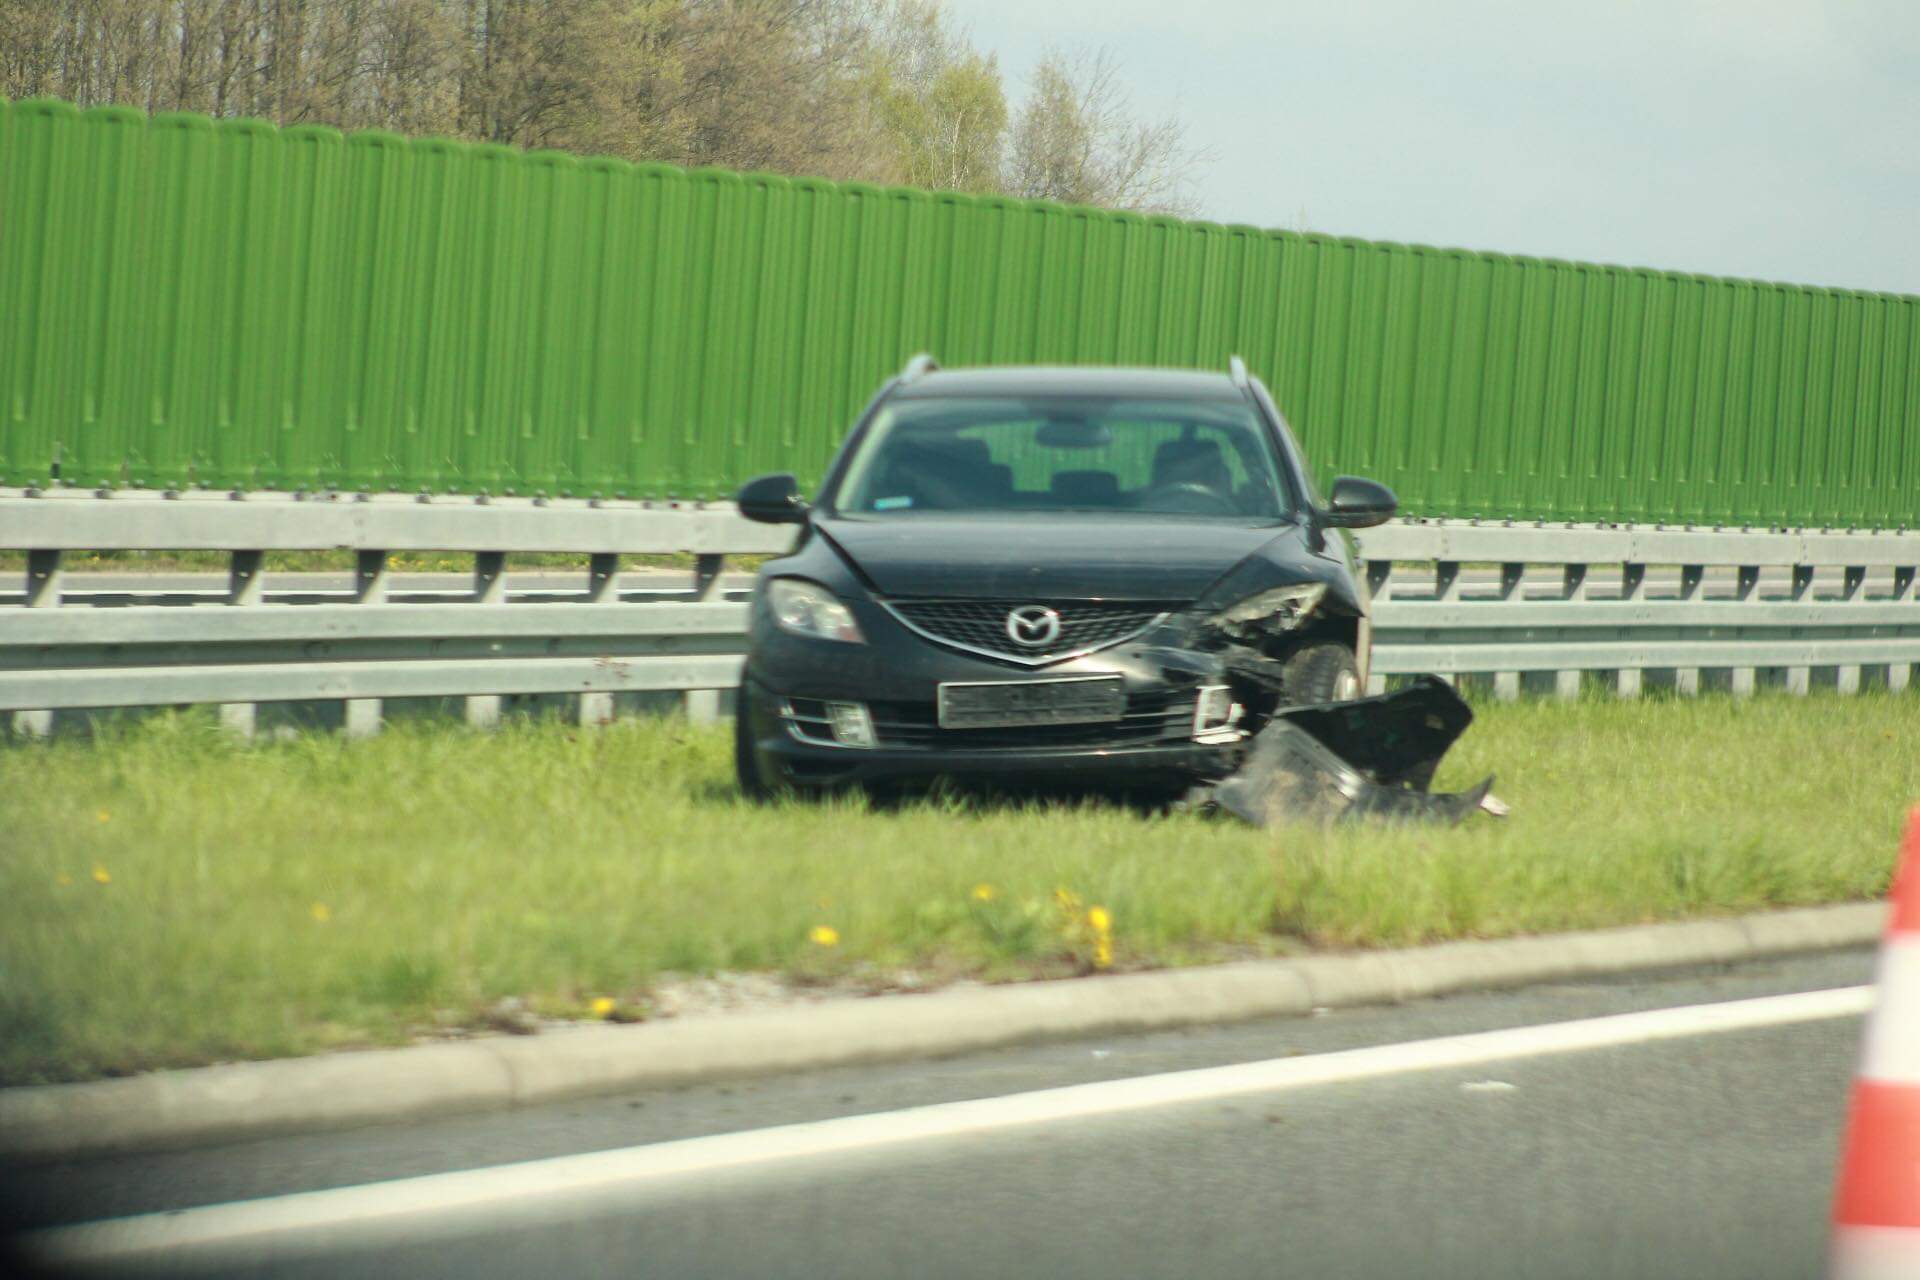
top-left (957, 0), bottom-right (1920, 296)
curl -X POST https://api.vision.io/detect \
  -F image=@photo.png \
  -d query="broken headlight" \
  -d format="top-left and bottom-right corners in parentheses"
top-left (1214, 583), bottom-right (1327, 635)
top-left (765, 578), bottom-right (866, 644)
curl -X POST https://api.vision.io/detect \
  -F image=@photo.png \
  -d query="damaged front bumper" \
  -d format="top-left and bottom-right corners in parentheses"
top-left (744, 574), bottom-right (1505, 820)
top-left (1203, 677), bottom-right (1504, 826)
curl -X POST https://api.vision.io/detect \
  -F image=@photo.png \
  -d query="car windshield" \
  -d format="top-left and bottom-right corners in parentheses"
top-left (831, 395), bottom-right (1295, 520)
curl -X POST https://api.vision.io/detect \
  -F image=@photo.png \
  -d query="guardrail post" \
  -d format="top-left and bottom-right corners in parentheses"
top-left (1365, 560), bottom-right (1392, 603)
top-left (1782, 565), bottom-right (1815, 694)
top-left (1729, 566), bottom-right (1761, 693)
top-left (344, 551), bottom-right (388, 737)
top-left (218, 551), bottom-right (265, 738)
top-left (24, 548), bottom-right (61, 608)
top-left (1836, 561), bottom-right (1865, 691)
top-left (1434, 561), bottom-right (1461, 603)
top-left (12, 550), bottom-right (62, 737)
top-left (1491, 562), bottom-right (1524, 697)
top-left (1673, 564), bottom-right (1704, 694)
top-left (1498, 563), bottom-right (1524, 600)
top-left (578, 554), bottom-right (620, 726)
top-left (683, 554), bottom-right (728, 724)
top-left (1550, 561), bottom-right (1589, 696)
top-left (1616, 667), bottom-right (1643, 698)
top-left (1621, 563), bottom-right (1646, 601)
top-left (1895, 568), bottom-right (1917, 695)
top-left (465, 552), bottom-right (508, 728)
top-left (587, 553), bottom-right (620, 603)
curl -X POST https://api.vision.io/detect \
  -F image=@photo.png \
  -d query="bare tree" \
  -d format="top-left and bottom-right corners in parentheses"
top-left (0, 2), bottom-right (1203, 218)
top-left (860, 0), bottom-right (1006, 191)
top-left (1005, 46), bottom-right (1203, 216)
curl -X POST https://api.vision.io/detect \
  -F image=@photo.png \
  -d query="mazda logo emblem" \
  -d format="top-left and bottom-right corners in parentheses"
top-left (1005, 605), bottom-right (1062, 648)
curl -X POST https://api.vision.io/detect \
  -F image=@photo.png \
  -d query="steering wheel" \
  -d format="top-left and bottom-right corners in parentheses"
top-left (1151, 480), bottom-right (1239, 515)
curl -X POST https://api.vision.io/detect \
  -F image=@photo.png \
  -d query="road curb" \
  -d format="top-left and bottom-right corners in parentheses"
top-left (0, 902), bottom-right (1885, 1163)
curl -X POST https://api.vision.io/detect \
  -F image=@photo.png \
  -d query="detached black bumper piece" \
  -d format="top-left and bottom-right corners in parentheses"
top-left (1209, 677), bottom-right (1499, 826)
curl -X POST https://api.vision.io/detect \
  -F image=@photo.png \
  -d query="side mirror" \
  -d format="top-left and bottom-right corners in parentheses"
top-left (1322, 475), bottom-right (1397, 529)
top-left (736, 473), bottom-right (809, 525)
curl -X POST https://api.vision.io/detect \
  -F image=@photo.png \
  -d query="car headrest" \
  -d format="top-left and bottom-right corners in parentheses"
top-left (1152, 438), bottom-right (1232, 491)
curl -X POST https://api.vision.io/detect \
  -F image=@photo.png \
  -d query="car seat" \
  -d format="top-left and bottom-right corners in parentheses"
top-left (1151, 437), bottom-right (1234, 495)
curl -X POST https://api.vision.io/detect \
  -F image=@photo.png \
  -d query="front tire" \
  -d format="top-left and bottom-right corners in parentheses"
top-left (733, 686), bottom-right (772, 801)
top-left (1281, 641), bottom-right (1361, 705)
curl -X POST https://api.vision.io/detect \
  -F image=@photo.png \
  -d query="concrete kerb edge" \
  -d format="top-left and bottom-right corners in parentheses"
top-left (0, 902), bottom-right (1885, 1163)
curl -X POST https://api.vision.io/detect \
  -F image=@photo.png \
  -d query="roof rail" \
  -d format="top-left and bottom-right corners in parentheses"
top-left (899, 353), bottom-right (940, 383)
top-left (1227, 354), bottom-right (1251, 389)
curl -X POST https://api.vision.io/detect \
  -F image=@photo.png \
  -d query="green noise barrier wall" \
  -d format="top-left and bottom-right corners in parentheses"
top-left (3, 97), bottom-right (1917, 525)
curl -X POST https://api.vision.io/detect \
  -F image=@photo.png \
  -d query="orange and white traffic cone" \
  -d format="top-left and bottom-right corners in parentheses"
top-left (1831, 806), bottom-right (1920, 1279)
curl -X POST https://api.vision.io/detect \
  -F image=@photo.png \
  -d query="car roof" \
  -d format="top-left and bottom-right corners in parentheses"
top-left (890, 365), bottom-right (1247, 402)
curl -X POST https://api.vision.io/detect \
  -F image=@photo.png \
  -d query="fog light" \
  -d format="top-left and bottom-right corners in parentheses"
top-left (827, 701), bottom-right (876, 749)
top-left (1193, 685), bottom-right (1242, 743)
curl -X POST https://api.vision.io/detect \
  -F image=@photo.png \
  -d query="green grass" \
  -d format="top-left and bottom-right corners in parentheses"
top-left (2, 693), bottom-right (1916, 1085)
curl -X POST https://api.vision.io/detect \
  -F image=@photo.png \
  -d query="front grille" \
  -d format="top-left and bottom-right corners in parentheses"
top-left (870, 689), bottom-right (1195, 751)
top-left (884, 598), bottom-right (1177, 664)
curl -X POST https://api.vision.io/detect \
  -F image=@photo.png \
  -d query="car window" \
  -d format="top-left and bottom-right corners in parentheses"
top-left (832, 395), bottom-right (1293, 520)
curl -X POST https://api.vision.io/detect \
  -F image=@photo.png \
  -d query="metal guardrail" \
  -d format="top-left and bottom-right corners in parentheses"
top-left (1359, 521), bottom-right (1919, 698)
top-left (3, 490), bottom-right (1917, 736)
top-left (0, 490), bottom-right (791, 737)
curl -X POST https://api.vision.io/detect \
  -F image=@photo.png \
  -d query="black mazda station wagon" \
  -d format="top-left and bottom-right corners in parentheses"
top-left (732, 356), bottom-right (1398, 797)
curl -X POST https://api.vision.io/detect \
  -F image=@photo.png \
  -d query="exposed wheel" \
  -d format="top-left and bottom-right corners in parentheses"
top-left (733, 686), bottom-right (772, 801)
top-left (1281, 641), bottom-right (1361, 705)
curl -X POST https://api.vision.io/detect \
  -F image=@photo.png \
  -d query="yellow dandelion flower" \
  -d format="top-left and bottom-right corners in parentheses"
top-left (310, 902), bottom-right (331, 923)
top-left (91, 865), bottom-right (111, 885)
top-left (1087, 906), bottom-right (1112, 933)
top-left (970, 883), bottom-right (997, 902)
top-left (590, 996), bottom-right (615, 1018)
top-left (1094, 938), bottom-right (1113, 969)
top-left (809, 925), bottom-right (840, 947)
top-left (96, 809), bottom-right (110, 823)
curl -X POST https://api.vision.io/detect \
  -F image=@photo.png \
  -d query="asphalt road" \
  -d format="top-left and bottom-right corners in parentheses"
top-left (6, 948), bottom-right (1875, 1279)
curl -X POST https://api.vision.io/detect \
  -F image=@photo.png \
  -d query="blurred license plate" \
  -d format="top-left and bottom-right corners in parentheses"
top-left (936, 677), bottom-right (1126, 730)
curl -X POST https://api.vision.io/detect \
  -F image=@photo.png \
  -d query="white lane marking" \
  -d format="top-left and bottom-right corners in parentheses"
top-left (30, 984), bottom-right (1873, 1266)
top-left (1860, 938), bottom-right (1920, 1084)
top-left (1831, 1225), bottom-right (1920, 1280)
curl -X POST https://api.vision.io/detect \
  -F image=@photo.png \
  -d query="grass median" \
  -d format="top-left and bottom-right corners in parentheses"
top-left (3, 692), bottom-right (1916, 1085)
